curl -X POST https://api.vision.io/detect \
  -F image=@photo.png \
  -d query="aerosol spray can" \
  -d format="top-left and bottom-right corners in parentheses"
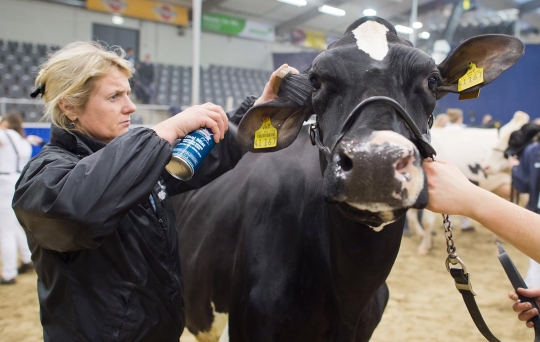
top-left (165, 128), bottom-right (215, 181)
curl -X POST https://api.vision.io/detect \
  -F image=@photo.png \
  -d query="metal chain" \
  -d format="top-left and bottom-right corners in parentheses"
top-left (442, 213), bottom-right (456, 255)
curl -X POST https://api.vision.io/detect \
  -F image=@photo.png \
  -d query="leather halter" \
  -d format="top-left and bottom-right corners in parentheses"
top-left (308, 96), bottom-right (437, 162)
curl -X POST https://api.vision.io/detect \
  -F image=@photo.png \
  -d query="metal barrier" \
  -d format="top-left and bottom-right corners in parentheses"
top-left (0, 97), bottom-right (174, 125)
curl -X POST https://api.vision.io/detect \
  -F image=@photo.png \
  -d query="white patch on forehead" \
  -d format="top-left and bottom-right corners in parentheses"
top-left (352, 21), bottom-right (389, 61)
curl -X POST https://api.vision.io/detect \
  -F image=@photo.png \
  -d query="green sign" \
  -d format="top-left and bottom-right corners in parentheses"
top-left (202, 13), bottom-right (275, 42)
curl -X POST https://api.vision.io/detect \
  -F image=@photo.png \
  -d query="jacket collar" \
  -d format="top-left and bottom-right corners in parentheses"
top-left (50, 125), bottom-right (106, 157)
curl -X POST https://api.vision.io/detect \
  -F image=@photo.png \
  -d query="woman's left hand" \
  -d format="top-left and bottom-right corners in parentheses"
top-left (254, 64), bottom-right (299, 106)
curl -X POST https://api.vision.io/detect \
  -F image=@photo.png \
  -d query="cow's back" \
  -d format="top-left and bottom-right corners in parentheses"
top-left (430, 127), bottom-right (510, 191)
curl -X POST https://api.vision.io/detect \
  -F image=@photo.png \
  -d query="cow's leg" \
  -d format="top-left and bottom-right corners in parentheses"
top-left (354, 283), bottom-right (389, 342)
top-left (406, 209), bottom-right (423, 237)
top-left (185, 296), bottom-right (228, 342)
top-left (191, 312), bottom-right (228, 342)
top-left (417, 210), bottom-right (435, 255)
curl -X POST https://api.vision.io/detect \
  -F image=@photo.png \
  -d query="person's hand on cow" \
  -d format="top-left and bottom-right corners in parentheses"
top-left (423, 158), bottom-right (481, 216)
top-left (152, 102), bottom-right (229, 145)
top-left (254, 64), bottom-right (300, 106)
top-left (508, 287), bottom-right (540, 328)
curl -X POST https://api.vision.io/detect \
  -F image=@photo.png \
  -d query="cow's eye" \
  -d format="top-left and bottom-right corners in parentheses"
top-left (428, 76), bottom-right (439, 90)
top-left (310, 75), bottom-right (322, 90)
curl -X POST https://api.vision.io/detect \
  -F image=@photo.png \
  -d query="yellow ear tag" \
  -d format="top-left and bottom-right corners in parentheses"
top-left (457, 62), bottom-right (484, 92)
top-left (254, 116), bottom-right (278, 149)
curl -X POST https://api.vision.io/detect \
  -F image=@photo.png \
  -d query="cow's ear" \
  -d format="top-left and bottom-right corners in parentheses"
top-left (237, 98), bottom-right (311, 152)
top-left (436, 34), bottom-right (524, 99)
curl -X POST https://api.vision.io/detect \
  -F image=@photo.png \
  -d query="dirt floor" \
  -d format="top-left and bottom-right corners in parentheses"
top-left (0, 217), bottom-right (533, 342)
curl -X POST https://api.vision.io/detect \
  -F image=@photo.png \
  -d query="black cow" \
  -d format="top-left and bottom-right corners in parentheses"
top-left (172, 17), bottom-right (523, 342)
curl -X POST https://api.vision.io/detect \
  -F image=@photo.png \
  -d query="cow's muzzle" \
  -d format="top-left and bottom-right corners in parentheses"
top-left (323, 131), bottom-right (425, 226)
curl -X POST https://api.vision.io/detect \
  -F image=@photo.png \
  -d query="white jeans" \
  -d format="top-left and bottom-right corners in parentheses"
top-left (525, 258), bottom-right (540, 289)
top-left (0, 174), bottom-right (31, 280)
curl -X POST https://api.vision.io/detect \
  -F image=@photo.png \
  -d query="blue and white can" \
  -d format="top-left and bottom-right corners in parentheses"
top-left (166, 128), bottom-right (215, 181)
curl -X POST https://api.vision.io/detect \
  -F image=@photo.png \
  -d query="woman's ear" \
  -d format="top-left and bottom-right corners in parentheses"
top-left (58, 99), bottom-right (78, 122)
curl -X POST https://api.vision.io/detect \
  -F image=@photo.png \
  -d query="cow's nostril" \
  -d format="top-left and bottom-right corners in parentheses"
top-left (396, 156), bottom-right (411, 171)
top-left (338, 151), bottom-right (353, 172)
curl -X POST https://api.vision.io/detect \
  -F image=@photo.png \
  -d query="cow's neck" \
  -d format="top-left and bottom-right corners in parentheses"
top-left (326, 204), bottom-right (404, 340)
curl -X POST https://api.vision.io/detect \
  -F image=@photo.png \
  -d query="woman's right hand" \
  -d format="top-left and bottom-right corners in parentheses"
top-left (153, 102), bottom-right (228, 144)
top-left (509, 288), bottom-right (540, 328)
top-left (423, 158), bottom-right (480, 216)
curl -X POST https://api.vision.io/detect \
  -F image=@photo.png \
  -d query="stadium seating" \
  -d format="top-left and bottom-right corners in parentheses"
top-left (0, 39), bottom-right (272, 121)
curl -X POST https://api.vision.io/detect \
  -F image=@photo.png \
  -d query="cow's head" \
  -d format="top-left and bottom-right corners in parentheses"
top-left (237, 17), bottom-right (524, 229)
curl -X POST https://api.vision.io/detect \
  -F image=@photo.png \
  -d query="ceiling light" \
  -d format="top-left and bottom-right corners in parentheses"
top-left (412, 21), bottom-right (423, 29)
top-left (278, 0), bottom-right (307, 6)
top-left (318, 5), bottom-right (346, 17)
top-left (363, 9), bottom-right (377, 16)
top-left (395, 25), bottom-right (413, 34)
top-left (419, 31), bottom-right (430, 39)
top-left (112, 15), bottom-right (124, 25)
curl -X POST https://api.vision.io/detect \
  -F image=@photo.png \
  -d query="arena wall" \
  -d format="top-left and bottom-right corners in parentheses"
top-left (0, 0), bottom-right (314, 70)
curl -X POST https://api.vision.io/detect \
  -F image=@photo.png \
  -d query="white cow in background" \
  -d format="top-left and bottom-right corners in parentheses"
top-left (409, 111), bottom-right (530, 255)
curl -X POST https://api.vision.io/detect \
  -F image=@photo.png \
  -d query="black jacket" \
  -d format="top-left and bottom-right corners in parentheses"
top-left (12, 96), bottom-right (255, 342)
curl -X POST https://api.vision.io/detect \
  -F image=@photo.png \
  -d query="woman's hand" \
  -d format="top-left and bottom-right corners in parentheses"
top-left (153, 102), bottom-right (228, 145)
top-left (508, 287), bottom-right (540, 328)
top-left (253, 64), bottom-right (300, 107)
top-left (423, 158), bottom-right (480, 216)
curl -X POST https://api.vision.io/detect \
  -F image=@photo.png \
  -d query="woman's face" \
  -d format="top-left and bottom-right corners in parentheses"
top-left (76, 69), bottom-right (137, 143)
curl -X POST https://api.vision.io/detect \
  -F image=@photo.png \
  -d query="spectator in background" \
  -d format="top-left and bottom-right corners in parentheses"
top-left (125, 47), bottom-right (137, 89)
top-left (125, 47), bottom-right (136, 66)
top-left (432, 113), bottom-right (449, 128)
top-left (135, 54), bottom-right (155, 104)
top-left (444, 108), bottom-right (467, 129)
top-left (481, 114), bottom-right (498, 128)
top-left (0, 113), bottom-right (34, 285)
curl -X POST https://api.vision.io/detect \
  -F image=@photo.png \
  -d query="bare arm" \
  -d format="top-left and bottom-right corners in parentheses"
top-left (424, 158), bottom-right (540, 263)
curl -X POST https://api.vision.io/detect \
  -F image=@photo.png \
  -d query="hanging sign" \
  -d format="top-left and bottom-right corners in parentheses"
top-left (202, 13), bottom-right (275, 42)
top-left (87, 0), bottom-right (188, 26)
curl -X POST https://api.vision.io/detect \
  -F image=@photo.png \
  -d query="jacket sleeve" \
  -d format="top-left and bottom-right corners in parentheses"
top-left (512, 144), bottom-right (533, 194)
top-left (164, 95), bottom-right (256, 195)
top-left (12, 128), bottom-right (172, 252)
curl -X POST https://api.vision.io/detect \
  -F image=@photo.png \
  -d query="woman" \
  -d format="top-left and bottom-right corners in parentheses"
top-left (0, 113), bottom-right (34, 284)
top-left (12, 41), bottom-right (288, 341)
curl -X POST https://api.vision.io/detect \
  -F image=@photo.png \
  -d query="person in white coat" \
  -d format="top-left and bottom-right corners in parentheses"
top-left (0, 113), bottom-right (34, 284)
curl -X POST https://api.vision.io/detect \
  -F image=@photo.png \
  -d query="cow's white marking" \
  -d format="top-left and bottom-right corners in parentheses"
top-left (368, 216), bottom-right (396, 232)
top-left (352, 21), bottom-right (389, 61)
top-left (194, 302), bottom-right (228, 342)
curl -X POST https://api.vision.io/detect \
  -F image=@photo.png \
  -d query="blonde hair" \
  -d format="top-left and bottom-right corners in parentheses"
top-left (446, 108), bottom-right (463, 124)
top-left (35, 41), bottom-right (134, 131)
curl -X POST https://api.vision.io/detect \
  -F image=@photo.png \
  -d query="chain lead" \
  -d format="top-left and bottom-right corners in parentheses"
top-left (442, 213), bottom-right (456, 255)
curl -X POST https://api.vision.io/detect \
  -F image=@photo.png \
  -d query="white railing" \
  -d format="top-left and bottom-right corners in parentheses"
top-left (0, 97), bottom-right (176, 125)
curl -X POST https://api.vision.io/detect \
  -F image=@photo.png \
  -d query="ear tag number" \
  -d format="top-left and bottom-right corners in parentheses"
top-left (457, 62), bottom-right (484, 92)
top-left (254, 116), bottom-right (278, 149)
